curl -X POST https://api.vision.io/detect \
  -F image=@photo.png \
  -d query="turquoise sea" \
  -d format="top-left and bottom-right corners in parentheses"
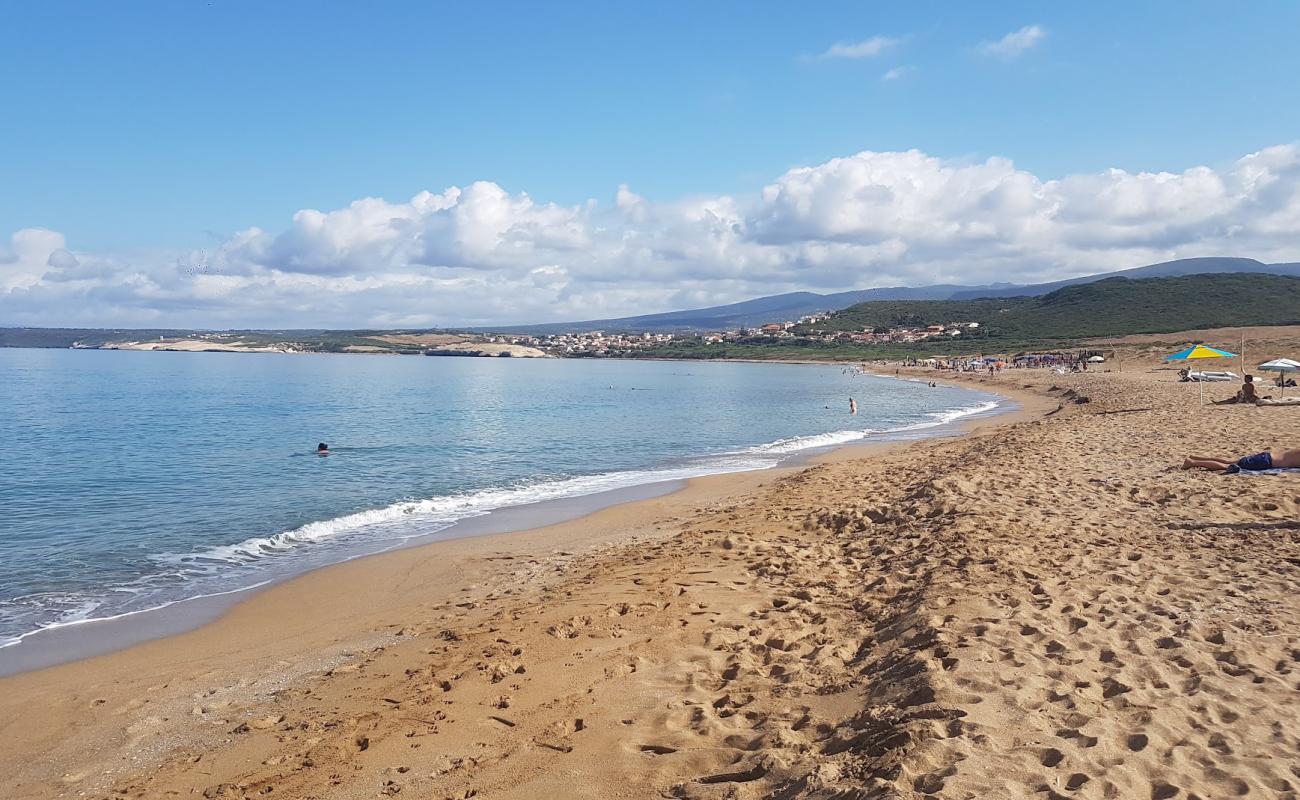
top-left (0, 348), bottom-right (1006, 654)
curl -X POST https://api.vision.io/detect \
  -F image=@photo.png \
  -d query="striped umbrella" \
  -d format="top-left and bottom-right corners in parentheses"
top-left (1165, 345), bottom-right (1239, 404)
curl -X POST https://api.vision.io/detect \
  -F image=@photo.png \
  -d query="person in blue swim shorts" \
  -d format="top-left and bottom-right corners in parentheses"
top-left (1182, 448), bottom-right (1300, 473)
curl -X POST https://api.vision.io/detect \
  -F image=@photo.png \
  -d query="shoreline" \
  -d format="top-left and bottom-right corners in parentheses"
top-left (0, 373), bottom-right (1021, 678)
top-left (4, 349), bottom-right (1297, 798)
top-left (0, 373), bottom-right (1052, 800)
top-left (20, 356), bottom-right (1299, 799)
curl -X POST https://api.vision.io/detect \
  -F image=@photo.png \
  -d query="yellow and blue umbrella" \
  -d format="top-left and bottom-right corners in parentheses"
top-left (1165, 345), bottom-right (1239, 403)
top-left (1164, 345), bottom-right (1238, 361)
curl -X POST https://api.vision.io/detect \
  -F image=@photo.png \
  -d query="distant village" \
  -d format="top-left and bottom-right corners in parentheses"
top-left (486, 313), bottom-right (983, 357)
top-left (38, 312), bottom-right (987, 359)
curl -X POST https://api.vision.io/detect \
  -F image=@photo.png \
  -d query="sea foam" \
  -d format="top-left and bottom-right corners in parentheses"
top-left (0, 374), bottom-right (1007, 655)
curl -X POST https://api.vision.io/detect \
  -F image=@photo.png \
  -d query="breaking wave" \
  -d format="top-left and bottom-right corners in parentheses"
top-left (1, 395), bottom-right (1006, 653)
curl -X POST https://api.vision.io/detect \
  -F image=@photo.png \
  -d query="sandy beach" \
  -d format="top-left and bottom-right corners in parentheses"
top-left (3, 350), bottom-right (1299, 800)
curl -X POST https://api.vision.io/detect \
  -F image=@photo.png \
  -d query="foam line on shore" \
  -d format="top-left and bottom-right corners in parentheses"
top-left (0, 395), bottom-right (1008, 652)
top-left (166, 398), bottom-right (1004, 568)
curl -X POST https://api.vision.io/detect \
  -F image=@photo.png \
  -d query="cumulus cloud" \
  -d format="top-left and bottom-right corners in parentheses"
top-left (817, 35), bottom-right (900, 60)
top-left (1, 228), bottom-right (71, 290)
top-left (4, 144), bottom-right (1300, 328)
top-left (978, 25), bottom-right (1046, 59)
top-left (881, 66), bottom-right (912, 81)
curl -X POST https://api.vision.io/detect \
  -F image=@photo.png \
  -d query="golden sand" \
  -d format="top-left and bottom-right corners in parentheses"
top-left (2, 348), bottom-right (1299, 799)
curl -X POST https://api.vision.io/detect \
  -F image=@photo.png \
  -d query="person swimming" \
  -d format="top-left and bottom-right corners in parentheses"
top-left (849, 397), bottom-right (857, 415)
top-left (317, 442), bottom-right (329, 456)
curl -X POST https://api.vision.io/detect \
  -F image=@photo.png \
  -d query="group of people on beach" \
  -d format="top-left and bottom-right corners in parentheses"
top-left (1184, 374), bottom-right (1298, 472)
top-left (1209, 372), bottom-right (1297, 405)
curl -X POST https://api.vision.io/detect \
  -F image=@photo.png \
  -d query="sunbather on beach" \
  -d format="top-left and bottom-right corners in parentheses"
top-left (1213, 374), bottom-right (1258, 404)
top-left (1182, 448), bottom-right (1300, 473)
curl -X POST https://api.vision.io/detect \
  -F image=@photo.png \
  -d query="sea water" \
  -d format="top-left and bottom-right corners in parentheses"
top-left (0, 348), bottom-right (1006, 653)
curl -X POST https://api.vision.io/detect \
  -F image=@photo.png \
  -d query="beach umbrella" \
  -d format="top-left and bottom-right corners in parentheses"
top-left (1165, 345), bottom-right (1238, 404)
top-left (1258, 357), bottom-right (1300, 397)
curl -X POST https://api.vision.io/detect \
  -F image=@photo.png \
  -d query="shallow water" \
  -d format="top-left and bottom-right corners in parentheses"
top-left (0, 349), bottom-right (1005, 648)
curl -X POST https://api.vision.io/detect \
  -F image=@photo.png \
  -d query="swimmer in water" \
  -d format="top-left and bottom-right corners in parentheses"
top-left (317, 442), bottom-right (329, 456)
top-left (849, 397), bottom-right (857, 415)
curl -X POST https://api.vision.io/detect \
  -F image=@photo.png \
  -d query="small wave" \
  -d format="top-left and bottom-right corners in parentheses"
top-left (184, 398), bottom-right (1005, 568)
top-left (746, 429), bottom-right (872, 454)
top-left (0, 580), bottom-right (272, 651)
top-left (155, 461), bottom-right (774, 569)
top-left (3, 393), bottom-right (1009, 651)
top-left (746, 400), bottom-right (1001, 455)
top-left (901, 400), bottom-right (1002, 431)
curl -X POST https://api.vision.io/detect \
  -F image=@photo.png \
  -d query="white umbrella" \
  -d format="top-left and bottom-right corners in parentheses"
top-left (1258, 358), bottom-right (1300, 397)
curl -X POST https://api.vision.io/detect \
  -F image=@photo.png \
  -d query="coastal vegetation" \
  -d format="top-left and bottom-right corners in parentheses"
top-left (483, 257), bottom-right (1300, 334)
top-left (627, 273), bottom-right (1300, 359)
top-left (810, 273), bottom-right (1300, 339)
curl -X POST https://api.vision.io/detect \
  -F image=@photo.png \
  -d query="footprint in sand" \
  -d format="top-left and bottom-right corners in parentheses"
top-left (1151, 781), bottom-right (1180, 799)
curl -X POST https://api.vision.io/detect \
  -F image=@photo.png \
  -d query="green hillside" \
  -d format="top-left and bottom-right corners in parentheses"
top-left (805, 273), bottom-right (1300, 341)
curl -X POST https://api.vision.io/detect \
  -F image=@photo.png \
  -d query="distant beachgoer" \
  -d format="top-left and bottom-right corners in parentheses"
top-left (317, 442), bottom-right (329, 456)
top-left (1214, 375), bottom-right (1258, 405)
top-left (849, 397), bottom-right (857, 415)
top-left (1181, 448), bottom-right (1300, 473)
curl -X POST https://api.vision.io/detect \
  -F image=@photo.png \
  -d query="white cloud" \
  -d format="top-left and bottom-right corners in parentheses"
top-left (817, 35), bottom-right (900, 60)
top-left (4, 143), bottom-right (1300, 328)
top-left (978, 25), bottom-right (1046, 59)
top-left (1, 228), bottom-right (70, 290)
top-left (881, 66), bottom-right (912, 81)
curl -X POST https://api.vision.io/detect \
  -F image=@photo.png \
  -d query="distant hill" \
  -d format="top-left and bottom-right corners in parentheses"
top-left (481, 285), bottom-right (977, 335)
top-left (946, 257), bottom-right (1300, 300)
top-left (484, 257), bottom-right (1300, 334)
top-left (810, 273), bottom-right (1300, 342)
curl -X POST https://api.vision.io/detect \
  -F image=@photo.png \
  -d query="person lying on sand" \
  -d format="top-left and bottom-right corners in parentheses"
top-left (1182, 448), bottom-right (1300, 473)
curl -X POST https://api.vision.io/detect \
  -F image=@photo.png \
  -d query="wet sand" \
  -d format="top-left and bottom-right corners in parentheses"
top-left (3, 358), bottom-right (1299, 799)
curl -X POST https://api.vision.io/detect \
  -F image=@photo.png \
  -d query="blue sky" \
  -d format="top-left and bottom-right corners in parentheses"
top-left (2, 2), bottom-right (1300, 327)
top-left (4, 1), bottom-right (1298, 250)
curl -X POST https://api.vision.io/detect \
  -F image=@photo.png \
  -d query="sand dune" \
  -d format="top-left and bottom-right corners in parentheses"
top-left (2, 351), bottom-right (1299, 799)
